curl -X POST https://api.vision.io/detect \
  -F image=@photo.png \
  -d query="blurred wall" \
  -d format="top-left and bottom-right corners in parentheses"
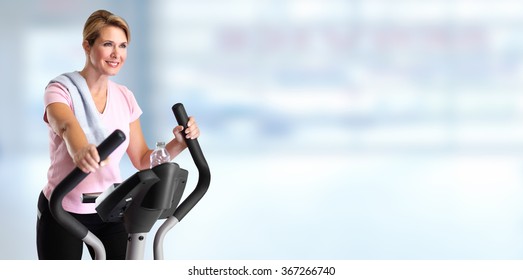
top-left (2, 0), bottom-right (523, 259)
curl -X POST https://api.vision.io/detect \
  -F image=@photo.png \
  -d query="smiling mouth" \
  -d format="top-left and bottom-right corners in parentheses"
top-left (106, 61), bottom-right (119, 68)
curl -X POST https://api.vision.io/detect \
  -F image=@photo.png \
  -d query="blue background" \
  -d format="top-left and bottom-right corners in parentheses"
top-left (1, 0), bottom-right (523, 259)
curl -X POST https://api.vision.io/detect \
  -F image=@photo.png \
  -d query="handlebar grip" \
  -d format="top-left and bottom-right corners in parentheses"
top-left (171, 103), bottom-right (210, 221)
top-left (49, 129), bottom-right (126, 239)
top-left (97, 129), bottom-right (127, 161)
top-left (172, 103), bottom-right (190, 134)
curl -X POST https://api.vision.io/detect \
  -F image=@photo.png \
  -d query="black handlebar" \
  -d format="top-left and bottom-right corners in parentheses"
top-left (171, 103), bottom-right (211, 221)
top-left (48, 129), bottom-right (126, 239)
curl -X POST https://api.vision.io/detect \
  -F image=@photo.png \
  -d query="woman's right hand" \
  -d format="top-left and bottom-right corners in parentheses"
top-left (73, 144), bottom-right (109, 173)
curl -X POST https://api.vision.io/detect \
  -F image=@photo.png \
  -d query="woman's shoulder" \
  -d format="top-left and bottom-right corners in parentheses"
top-left (108, 80), bottom-right (140, 110)
top-left (46, 81), bottom-right (69, 93)
top-left (44, 82), bottom-right (72, 104)
top-left (108, 79), bottom-right (133, 96)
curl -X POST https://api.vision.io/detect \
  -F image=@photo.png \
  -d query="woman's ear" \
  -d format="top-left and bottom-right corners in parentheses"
top-left (82, 40), bottom-right (90, 54)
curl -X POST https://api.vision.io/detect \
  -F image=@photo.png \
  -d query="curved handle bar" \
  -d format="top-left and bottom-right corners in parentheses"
top-left (172, 103), bottom-right (211, 221)
top-left (48, 129), bottom-right (126, 239)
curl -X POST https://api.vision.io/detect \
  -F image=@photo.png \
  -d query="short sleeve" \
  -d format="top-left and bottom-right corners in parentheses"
top-left (126, 88), bottom-right (142, 122)
top-left (43, 82), bottom-right (73, 123)
top-left (113, 83), bottom-right (142, 123)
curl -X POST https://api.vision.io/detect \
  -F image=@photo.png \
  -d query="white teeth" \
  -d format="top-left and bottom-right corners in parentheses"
top-left (107, 61), bottom-right (119, 67)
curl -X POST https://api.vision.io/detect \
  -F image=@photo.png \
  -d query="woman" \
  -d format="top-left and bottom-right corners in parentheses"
top-left (36, 9), bottom-right (200, 259)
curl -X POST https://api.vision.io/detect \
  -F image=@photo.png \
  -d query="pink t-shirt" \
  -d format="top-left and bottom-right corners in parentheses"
top-left (43, 79), bottom-right (142, 214)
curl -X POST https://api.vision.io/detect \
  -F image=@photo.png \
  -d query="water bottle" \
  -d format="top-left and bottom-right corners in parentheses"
top-left (150, 141), bottom-right (170, 168)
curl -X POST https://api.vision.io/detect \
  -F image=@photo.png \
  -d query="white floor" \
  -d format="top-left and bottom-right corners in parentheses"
top-left (4, 148), bottom-right (523, 260)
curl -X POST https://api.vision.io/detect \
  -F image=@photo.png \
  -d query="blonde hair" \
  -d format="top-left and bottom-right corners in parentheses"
top-left (83, 10), bottom-right (130, 46)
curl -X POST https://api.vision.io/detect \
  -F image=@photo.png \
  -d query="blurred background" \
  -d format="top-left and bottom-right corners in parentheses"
top-left (2, 0), bottom-right (523, 259)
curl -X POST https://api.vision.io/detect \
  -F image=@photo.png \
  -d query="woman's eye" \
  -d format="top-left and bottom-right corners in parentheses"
top-left (103, 42), bottom-right (113, 47)
top-left (119, 43), bottom-right (127, 49)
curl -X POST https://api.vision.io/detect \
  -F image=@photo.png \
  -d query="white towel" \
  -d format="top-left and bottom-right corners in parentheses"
top-left (48, 71), bottom-right (108, 145)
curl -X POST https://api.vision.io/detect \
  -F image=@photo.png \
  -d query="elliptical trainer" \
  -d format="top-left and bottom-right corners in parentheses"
top-left (48, 103), bottom-right (211, 260)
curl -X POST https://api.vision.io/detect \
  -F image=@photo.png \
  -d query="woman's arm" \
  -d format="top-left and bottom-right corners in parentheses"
top-left (126, 118), bottom-right (152, 170)
top-left (126, 116), bottom-right (200, 170)
top-left (46, 102), bottom-right (103, 173)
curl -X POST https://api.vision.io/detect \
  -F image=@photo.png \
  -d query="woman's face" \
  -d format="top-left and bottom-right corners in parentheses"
top-left (85, 26), bottom-right (128, 76)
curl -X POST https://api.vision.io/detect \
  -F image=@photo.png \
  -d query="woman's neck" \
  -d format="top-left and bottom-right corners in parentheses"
top-left (79, 68), bottom-right (109, 97)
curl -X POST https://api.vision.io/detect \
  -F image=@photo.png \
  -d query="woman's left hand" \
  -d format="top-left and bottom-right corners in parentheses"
top-left (173, 116), bottom-right (200, 143)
